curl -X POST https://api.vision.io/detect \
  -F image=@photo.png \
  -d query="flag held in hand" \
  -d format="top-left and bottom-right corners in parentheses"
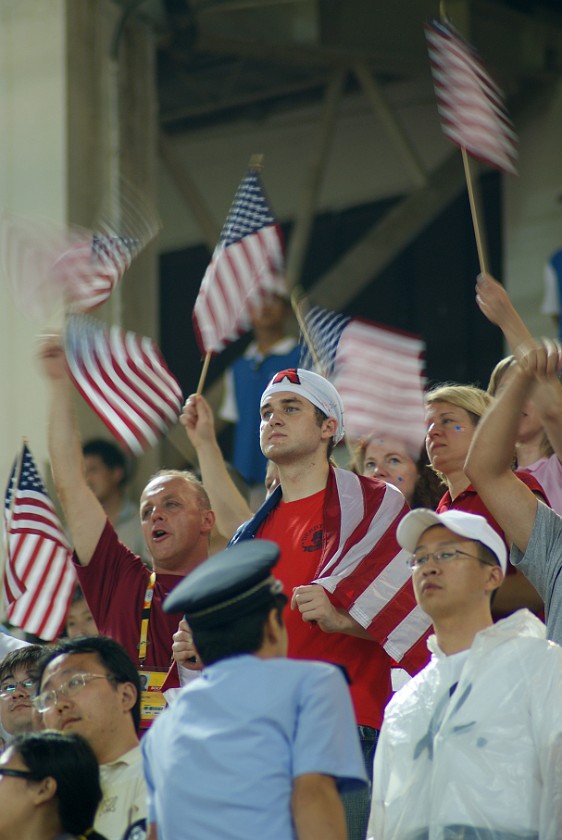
top-left (299, 306), bottom-right (426, 452)
top-left (64, 314), bottom-right (184, 456)
top-left (425, 19), bottom-right (518, 175)
top-left (193, 167), bottom-right (286, 355)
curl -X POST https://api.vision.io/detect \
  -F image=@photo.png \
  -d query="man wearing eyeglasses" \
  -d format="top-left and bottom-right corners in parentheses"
top-left (35, 635), bottom-right (147, 840)
top-left (368, 508), bottom-right (562, 840)
top-left (0, 646), bottom-right (43, 746)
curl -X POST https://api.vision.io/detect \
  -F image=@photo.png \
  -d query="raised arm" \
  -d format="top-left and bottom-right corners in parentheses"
top-left (37, 335), bottom-right (106, 564)
top-left (476, 273), bottom-right (562, 459)
top-left (180, 394), bottom-right (252, 539)
top-left (465, 340), bottom-right (562, 552)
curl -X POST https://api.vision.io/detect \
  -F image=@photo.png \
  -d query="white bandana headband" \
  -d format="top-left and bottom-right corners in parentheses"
top-left (260, 368), bottom-right (345, 444)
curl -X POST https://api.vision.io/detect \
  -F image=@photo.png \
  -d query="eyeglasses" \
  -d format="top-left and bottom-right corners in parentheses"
top-left (0, 768), bottom-right (42, 781)
top-left (408, 549), bottom-right (483, 571)
top-left (33, 673), bottom-right (114, 713)
top-left (0, 679), bottom-right (37, 698)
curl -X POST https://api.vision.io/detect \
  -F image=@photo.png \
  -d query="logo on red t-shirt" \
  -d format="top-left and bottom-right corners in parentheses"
top-left (301, 525), bottom-right (323, 553)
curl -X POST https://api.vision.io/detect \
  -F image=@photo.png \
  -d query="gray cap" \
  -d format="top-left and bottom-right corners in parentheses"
top-left (164, 540), bottom-right (284, 628)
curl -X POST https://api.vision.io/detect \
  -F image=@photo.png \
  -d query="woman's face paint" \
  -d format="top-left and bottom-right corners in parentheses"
top-left (425, 402), bottom-right (476, 477)
top-left (362, 437), bottom-right (419, 504)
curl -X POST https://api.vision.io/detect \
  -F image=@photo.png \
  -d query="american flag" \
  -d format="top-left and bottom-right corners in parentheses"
top-left (425, 19), bottom-right (518, 174)
top-left (3, 444), bottom-right (76, 641)
top-left (50, 234), bottom-right (140, 314)
top-left (193, 167), bottom-right (286, 354)
top-left (64, 314), bottom-right (184, 456)
top-left (299, 306), bottom-right (426, 451)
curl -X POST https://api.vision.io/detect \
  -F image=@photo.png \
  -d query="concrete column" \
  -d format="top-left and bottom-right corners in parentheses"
top-left (0, 0), bottom-right (159, 503)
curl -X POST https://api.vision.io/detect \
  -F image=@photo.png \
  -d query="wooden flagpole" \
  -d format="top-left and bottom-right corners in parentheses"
top-left (438, 2), bottom-right (489, 276)
top-left (461, 146), bottom-right (488, 275)
top-left (196, 351), bottom-right (212, 395)
top-left (290, 286), bottom-right (324, 375)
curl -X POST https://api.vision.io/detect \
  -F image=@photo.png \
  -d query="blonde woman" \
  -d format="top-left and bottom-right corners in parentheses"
top-left (425, 383), bottom-right (546, 616)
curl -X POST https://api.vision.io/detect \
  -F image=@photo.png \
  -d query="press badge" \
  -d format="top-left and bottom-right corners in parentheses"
top-left (138, 667), bottom-right (167, 730)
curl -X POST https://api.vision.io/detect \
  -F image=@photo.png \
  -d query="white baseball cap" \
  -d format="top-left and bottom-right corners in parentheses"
top-left (260, 368), bottom-right (345, 444)
top-left (397, 508), bottom-right (507, 573)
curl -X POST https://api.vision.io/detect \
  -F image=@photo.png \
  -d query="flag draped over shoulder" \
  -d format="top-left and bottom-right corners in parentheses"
top-left (299, 306), bottom-right (426, 452)
top-left (3, 444), bottom-right (76, 641)
top-left (425, 19), bottom-right (518, 174)
top-left (231, 468), bottom-right (431, 674)
top-left (64, 314), bottom-right (184, 456)
top-left (193, 168), bottom-right (286, 354)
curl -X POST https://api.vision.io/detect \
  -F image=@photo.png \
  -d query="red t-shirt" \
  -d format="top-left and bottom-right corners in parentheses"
top-left (436, 473), bottom-right (548, 620)
top-left (258, 489), bottom-right (392, 730)
top-left (436, 471), bottom-right (548, 561)
top-left (74, 520), bottom-right (184, 670)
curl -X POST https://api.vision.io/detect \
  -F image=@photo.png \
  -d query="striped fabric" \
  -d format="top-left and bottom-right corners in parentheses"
top-left (232, 467), bottom-right (431, 674)
top-left (50, 234), bottom-right (139, 314)
top-left (193, 168), bottom-right (286, 354)
top-left (65, 314), bottom-right (183, 456)
top-left (299, 306), bottom-right (426, 454)
top-left (3, 444), bottom-right (76, 641)
top-left (426, 19), bottom-right (518, 174)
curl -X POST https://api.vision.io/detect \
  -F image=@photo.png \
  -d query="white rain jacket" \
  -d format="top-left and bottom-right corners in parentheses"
top-left (369, 610), bottom-right (562, 840)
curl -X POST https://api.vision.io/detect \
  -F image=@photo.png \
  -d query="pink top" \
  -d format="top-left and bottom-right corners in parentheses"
top-left (523, 454), bottom-right (562, 515)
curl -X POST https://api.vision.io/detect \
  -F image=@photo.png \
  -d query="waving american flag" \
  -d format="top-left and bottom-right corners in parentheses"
top-left (425, 19), bottom-right (518, 174)
top-left (3, 444), bottom-right (76, 641)
top-left (193, 167), bottom-right (286, 354)
top-left (299, 305), bottom-right (426, 451)
top-left (65, 315), bottom-right (184, 456)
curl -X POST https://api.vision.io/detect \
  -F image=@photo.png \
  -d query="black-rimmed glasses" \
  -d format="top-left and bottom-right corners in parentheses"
top-left (0, 768), bottom-right (42, 781)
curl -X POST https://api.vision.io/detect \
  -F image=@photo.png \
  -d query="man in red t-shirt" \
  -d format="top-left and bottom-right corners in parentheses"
top-left (224, 367), bottom-right (432, 840)
top-left (38, 336), bottom-right (215, 673)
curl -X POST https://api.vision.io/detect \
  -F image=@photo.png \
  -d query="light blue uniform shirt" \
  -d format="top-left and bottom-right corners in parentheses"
top-left (142, 654), bottom-right (367, 840)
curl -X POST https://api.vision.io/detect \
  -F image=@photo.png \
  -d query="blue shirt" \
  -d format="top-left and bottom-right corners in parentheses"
top-left (142, 655), bottom-right (367, 840)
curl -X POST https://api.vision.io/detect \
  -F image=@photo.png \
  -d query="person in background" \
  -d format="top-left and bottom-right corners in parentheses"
top-left (353, 434), bottom-right (443, 509)
top-left (35, 635), bottom-right (146, 840)
top-left (144, 540), bottom-right (367, 840)
top-left (368, 508), bottom-right (562, 840)
top-left (477, 272), bottom-right (562, 513)
top-left (82, 439), bottom-right (149, 565)
top-left (220, 291), bottom-right (299, 497)
top-left (0, 645), bottom-right (44, 748)
top-left (0, 730), bottom-right (108, 840)
top-left (64, 587), bottom-right (99, 640)
top-left (425, 382), bottom-right (545, 617)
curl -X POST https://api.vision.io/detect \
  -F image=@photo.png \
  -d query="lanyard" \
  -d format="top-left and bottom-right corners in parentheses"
top-left (138, 572), bottom-right (156, 667)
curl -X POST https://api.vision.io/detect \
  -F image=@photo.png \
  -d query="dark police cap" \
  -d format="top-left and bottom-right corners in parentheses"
top-left (164, 540), bottom-right (283, 629)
